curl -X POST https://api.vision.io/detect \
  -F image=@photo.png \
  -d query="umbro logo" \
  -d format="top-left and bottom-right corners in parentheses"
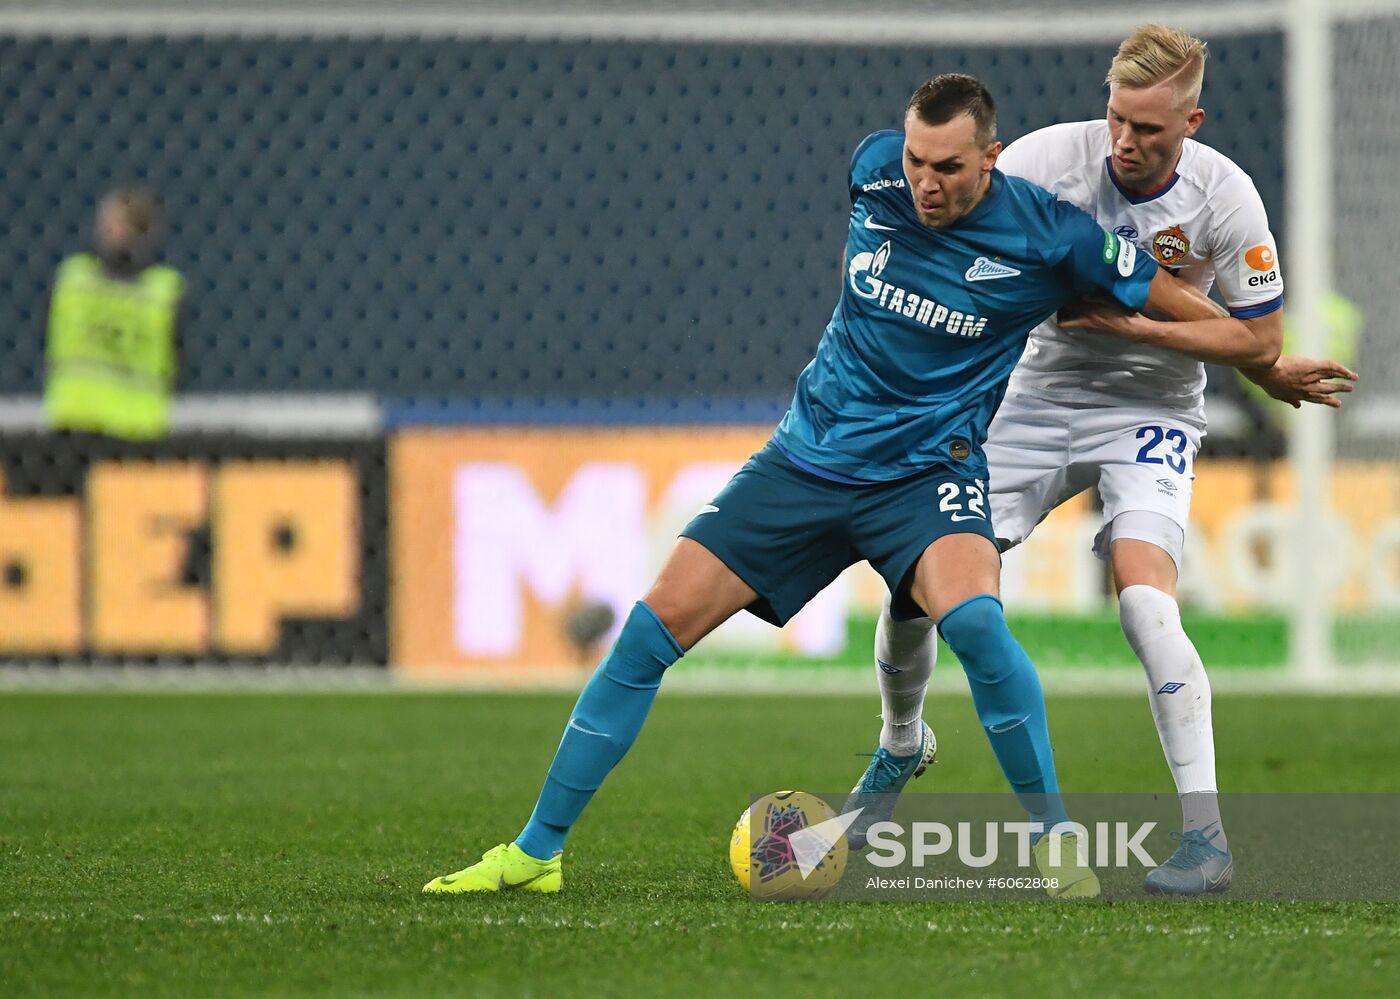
top-left (864, 215), bottom-right (897, 232)
top-left (1157, 682), bottom-right (1187, 695)
top-left (877, 659), bottom-right (902, 675)
top-left (964, 256), bottom-right (1021, 282)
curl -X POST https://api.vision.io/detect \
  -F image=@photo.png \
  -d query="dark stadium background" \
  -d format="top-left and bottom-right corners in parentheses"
top-left (0, 33), bottom-right (1285, 410)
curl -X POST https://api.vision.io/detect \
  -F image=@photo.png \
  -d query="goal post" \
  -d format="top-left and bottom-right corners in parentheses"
top-left (1285, 0), bottom-right (1334, 684)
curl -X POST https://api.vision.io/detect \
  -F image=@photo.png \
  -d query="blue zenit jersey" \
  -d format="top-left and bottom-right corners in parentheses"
top-left (771, 129), bottom-right (1158, 482)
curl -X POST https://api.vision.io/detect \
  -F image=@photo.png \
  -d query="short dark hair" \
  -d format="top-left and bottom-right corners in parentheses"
top-left (102, 185), bottom-right (163, 240)
top-left (906, 74), bottom-right (997, 146)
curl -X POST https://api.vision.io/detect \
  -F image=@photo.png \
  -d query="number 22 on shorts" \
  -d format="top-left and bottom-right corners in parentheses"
top-left (938, 480), bottom-right (988, 522)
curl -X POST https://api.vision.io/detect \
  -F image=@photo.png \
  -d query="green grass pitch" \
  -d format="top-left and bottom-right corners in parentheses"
top-left (3, 690), bottom-right (1398, 996)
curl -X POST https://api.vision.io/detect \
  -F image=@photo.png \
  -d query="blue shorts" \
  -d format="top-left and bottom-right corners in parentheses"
top-left (680, 442), bottom-right (997, 625)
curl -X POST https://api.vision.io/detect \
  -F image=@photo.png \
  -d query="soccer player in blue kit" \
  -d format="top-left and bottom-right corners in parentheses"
top-left (424, 74), bottom-right (1238, 899)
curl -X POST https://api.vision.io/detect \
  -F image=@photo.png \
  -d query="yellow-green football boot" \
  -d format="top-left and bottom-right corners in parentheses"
top-left (423, 843), bottom-right (562, 895)
top-left (1033, 831), bottom-right (1100, 899)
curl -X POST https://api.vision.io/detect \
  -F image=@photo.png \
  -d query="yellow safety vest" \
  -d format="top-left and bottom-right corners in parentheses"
top-left (44, 253), bottom-right (183, 440)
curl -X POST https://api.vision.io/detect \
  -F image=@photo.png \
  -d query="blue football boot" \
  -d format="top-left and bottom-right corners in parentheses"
top-left (842, 721), bottom-right (937, 850)
top-left (1144, 828), bottom-right (1233, 895)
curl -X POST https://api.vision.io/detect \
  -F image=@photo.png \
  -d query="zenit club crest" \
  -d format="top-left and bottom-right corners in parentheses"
top-left (1151, 224), bottom-right (1191, 266)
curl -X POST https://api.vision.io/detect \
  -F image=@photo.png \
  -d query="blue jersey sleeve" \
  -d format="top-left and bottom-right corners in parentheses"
top-left (848, 130), bottom-right (904, 202)
top-left (1049, 199), bottom-right (1157, 310)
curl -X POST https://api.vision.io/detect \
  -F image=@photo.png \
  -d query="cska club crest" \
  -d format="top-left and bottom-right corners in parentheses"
top-left (1151, 224), bottom-right (1191, 266)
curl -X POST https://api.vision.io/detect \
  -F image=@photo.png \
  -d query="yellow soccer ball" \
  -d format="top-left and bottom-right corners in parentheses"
top-left (729, 790), bottom-right (848, 901)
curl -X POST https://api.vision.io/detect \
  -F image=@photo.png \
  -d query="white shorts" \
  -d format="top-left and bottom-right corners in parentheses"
top-left (985, 389), bottom-right (1203, 565)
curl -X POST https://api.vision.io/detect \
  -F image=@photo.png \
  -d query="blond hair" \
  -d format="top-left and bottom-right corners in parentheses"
top-left (1106, 24), bottom-right (1208, 109)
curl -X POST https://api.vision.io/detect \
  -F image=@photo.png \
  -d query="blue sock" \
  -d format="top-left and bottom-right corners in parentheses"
top-left (515, 601), bottom-right (684, 860)
top-left (937, 594), bottom-right (1070, 835)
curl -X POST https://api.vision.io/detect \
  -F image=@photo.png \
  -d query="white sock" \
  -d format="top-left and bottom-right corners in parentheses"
top-left (875, 601), bottom-right (936, 756)
top-left (1118, 584), bottom-right (1226, 848)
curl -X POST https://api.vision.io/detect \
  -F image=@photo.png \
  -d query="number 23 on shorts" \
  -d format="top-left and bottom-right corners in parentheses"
top-left (1134, 425), bottom-right (1191, 475)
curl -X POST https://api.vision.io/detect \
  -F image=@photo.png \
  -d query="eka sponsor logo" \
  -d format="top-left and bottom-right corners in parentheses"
top-left (1244, 243), bottom-right (1280, 288)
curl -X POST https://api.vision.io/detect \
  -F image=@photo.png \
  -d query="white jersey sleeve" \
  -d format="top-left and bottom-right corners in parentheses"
top-left (998, 122), bottom-right (1100, 195)
top-left (1206, 172), bottom-right (1285, 318)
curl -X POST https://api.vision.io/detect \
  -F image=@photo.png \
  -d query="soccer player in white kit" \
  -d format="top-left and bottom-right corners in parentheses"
top-left (850, 25), bottom-right (1357, 895)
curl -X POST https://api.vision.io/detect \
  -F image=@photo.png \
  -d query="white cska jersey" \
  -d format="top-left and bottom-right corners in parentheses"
top-left (998, 120), bottom-right (1284, 423)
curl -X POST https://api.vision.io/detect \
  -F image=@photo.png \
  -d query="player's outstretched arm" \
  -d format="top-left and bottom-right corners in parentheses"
top-left (1241, 355), bottom-right (1359, 409)
top-left (1060, 290), bottom-right (1357, 407)
top-left (1059, 269), bottom-right (1281, 367)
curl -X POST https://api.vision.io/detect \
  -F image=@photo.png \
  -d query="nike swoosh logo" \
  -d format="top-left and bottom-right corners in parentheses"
top-left (1205, 861), bottom-right (1233, 890)
top-left (498, 868), bottom-right (556, 890)
top-left (697, 504), bottom-right (719, 515)
top-left (987, 715), bottom-right (1029, 734)
top-left (950, 513), bottom-right (985, 522)
top-left (568, 718), bottom-right (611, 738)
top-left (863, 216), bottom-right (897, 232)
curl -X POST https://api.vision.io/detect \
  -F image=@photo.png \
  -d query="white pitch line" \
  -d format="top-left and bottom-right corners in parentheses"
top-left (5, 664), bottom-right (1400, 694)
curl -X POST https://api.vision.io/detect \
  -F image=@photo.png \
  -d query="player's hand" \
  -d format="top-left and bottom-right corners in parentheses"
top-left (1056, 299), bottom-right (1143, 338)
top-left (1247, 355), bottom-right (1359, 408)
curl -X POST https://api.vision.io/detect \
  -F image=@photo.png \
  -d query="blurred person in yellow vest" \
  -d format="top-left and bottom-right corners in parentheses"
top-left (44, 186), bottom-right (185, 440)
